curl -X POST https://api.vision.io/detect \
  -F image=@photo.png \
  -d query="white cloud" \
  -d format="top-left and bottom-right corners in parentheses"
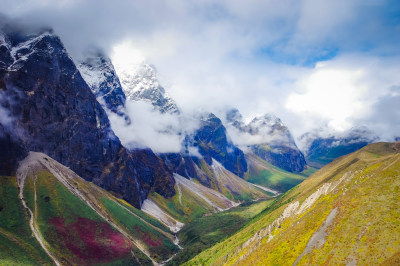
top-left (226, 125), bottom-right (292, 148)
top-left (111, 40), bottom-right (146, 73)
top-left (286, 64), bottom-right (368, 131)
top-left (0, 105), bottom-right (12, 127)
top-left (1, 0), bottom-right (399, 142)
top-left (284, 55), bottom-right (400, 135)
top-left (108, 101), bottom-right (199, 153)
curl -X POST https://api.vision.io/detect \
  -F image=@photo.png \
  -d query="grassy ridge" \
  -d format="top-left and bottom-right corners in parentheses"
top-left (32, 170), bottom-right (135, 265)
top-left (115, 198), bottom-right (172, 233)
top-left (2, 151), bottom-right (186, 265)
top-left (149, 187), bottom-right (210, 224)
top-left (0, 176), bottom-right (52, 265)
top-left (198, 160), bottom-right (267, 202)
top-left (168, 199), bottom-right (274, 265)
top-left (30, 165), bottom-right (179, 264)
top-left (101, 197), bottom-right (178, 262)
top-left (188, 142), bottom-right (400, 265)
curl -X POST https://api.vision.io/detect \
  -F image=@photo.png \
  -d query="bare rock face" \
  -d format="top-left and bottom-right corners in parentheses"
top-left (0, 27), bottom-right (174, 208)
top-left (194, 113), bottom-right (247, 178)
top-left (78, 49), bottom-right (127, 116)
top-left (0, 124), bottom-right (27, 175)
top-left (159, 152), bottom-right (199, 179)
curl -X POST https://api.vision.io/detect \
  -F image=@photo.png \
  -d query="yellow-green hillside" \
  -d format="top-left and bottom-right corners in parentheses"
top-left (187, 142), bottom-right (400, 265)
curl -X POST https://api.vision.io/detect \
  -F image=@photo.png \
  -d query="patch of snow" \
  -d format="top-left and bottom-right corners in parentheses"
top-left (78, 53), bottom-right (120, 96)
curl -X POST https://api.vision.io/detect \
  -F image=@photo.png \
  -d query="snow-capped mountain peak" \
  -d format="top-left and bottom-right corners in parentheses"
top-left (78, 49), bottom-right (127, 115)
top-left (114, 61), bottom-right (179, 114)
top-left (3, 30), bottom-right (63, 71)
top-left (248, 113), bottom-right (285, 132)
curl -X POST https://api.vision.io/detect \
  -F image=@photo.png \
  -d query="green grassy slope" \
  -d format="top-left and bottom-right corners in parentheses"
top-left (244, 153), bottom-right (316, 192)
top-left (148, 181), bottom-right (228, 224)
top-left (146, 171), bottom-right (268, 227)
top-left (188, 142), bottom-right (400, 265)
top-left (168, 199), bottom-right (274, 265)
top-left (26, 170), bottom-right (137, 265)
top-left (0, 176), bottom-right (52, 265)
top-left (1, 152), bottom-right (180, 265)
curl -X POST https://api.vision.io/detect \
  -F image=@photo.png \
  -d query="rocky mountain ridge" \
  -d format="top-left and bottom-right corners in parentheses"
top-left (78, 49), bottom-right (127, 117)
top-left (226, 108), bottom-right (307, 173)
top-left (0, 28), bottom-right (174, 208)
top-left (299, 126), bottom-right (379, 168)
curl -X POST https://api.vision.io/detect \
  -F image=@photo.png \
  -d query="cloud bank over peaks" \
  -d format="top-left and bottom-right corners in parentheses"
top-left (1, 0), bottom-right (399, 142)
top-left (108, 100), bottom-right (199, 154)
top-left (283, 54), bottom-right (400, 138)
top-left (221, 108), bottom-right (296, 150)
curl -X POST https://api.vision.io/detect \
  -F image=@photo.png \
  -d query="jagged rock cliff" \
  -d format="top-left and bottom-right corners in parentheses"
top-left (0, 27), bottom-right (174, 208)
top-left (78, 49), bottom-right (127, 116)
top-left (194, 113), bottom-right (247, 178)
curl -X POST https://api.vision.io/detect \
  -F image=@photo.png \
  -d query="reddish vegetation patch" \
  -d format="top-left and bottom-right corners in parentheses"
top-left (49, 217), bottom-right (131, 264)
top-left (133, 226), bottom-right (162, 247)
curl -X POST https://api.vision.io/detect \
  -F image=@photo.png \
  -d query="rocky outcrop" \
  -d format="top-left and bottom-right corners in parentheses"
top-left (251, 144), bottom-right (307, 172)
top-left (0, 124), bottom-right (27, 175)
top-left (159, 152), bottom-right (199, 180)
top-left (194, 113), bottom-right (247, 178)
top-left (131, 148), bottom-right (175, 199)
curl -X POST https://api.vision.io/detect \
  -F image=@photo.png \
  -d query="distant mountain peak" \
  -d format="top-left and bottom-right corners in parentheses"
top-left (78, 49), bottom-right (127, 116)
top-left (115, 61), bottom-right (179, 114)
top-left (250, 113), bottom-right (283, 126)
top-left (299, 126), bottom-right (379, 168)
top-left (3, 30), bottom-right (64, 72)
top-left (226, 108), bottom-right (243, 123)
top-left (224, 109), bottom-right (306, 172)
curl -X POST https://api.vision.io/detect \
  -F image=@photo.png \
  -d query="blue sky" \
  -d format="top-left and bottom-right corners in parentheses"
top-left (1, 0), bottom-right (400, 141)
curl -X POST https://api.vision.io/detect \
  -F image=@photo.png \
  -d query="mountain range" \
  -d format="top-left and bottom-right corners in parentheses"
top-left (1, 24), bottom-right (397, 265)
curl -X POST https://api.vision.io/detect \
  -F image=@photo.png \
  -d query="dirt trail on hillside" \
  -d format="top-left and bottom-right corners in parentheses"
top-left (177, 183), bottom-right (183, 206)
top-left (16, 160), bottom-right (61, 266)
